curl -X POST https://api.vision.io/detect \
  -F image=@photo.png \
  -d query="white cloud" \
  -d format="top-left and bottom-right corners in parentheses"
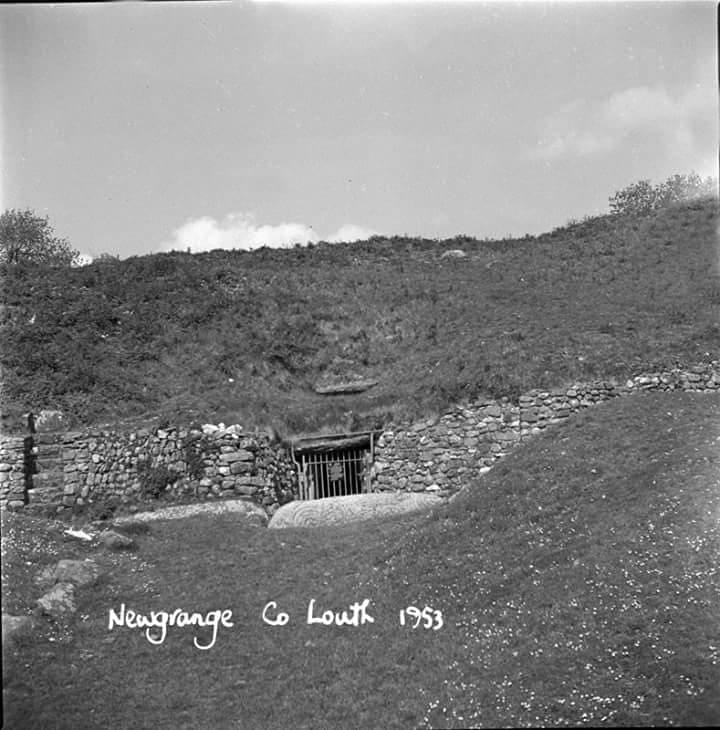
top-left (325, 223), bottom-right (378, 242)
top-left (529, 72), bottom-right (717, 165)
top-left (161, 213), bottom-right (376, 253)
top-left (162, 213), bottom-right (316, 253)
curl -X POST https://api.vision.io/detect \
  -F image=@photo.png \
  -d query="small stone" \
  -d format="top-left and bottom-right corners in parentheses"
top-left (98, 530), bottom-right (135, 551)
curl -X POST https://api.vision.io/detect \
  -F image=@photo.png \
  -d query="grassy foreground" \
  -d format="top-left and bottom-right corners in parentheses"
top-left (2, 390), bottom-right (719, 728)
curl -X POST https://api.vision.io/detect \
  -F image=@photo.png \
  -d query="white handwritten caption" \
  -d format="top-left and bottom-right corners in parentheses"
top-left (108, 600), bottom-right (443, 648)
top-left (108, 604), bottom-right (234, 650)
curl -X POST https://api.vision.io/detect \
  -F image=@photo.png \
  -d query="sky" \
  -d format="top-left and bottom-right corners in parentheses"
top-left (1, 1), bottom-right (717, 260)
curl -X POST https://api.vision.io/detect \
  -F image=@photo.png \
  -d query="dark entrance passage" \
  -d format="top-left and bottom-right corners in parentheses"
top-left (291, 431), bottom-right (378, 500)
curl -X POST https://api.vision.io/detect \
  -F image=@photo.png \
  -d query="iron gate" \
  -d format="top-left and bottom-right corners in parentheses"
top-left (291, 432), bottom-right (376, 500)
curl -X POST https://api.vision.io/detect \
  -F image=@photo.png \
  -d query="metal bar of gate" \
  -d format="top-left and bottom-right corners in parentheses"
top-left (350, 451), bottom-right (355, 495)
top-left (315, 454), bottom-right (322, 499)
top-left (321, 454), bottom-right (326, 500)
top-left (308, 454), bottom-right (320, 499)
top-left (320, 454), bottom-right (327, 499)
top-left (346, 453), bottom-right (351, 496)
top-left (347, 450), bottom-right (352, 496)
top-left (341, 455), bottom-right (345, 497)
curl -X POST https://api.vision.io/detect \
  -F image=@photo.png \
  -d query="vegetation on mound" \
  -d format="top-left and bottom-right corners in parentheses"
top-left (1, 176), bottom-right (718, 435)
top-left (3, 391), bottom-right (718, 727)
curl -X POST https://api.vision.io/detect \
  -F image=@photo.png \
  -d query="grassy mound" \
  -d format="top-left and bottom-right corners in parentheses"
top-left (1, 198), bottom-right (718, 434)
top-left (3, 390), bottom-right (718, 727)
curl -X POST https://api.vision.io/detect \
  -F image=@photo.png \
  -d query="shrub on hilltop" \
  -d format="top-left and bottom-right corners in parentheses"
top-left (608, 171), bottom-right (716, 218)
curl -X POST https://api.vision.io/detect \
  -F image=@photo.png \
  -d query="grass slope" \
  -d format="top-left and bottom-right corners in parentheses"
top-left (3, 390), bottom-right (719, 728)
top-left (1, 198), bottom-right (718, 434)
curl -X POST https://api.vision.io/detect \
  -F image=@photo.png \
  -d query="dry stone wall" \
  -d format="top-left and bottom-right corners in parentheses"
top-left (0, 436), bottom-right (28, 510)
top-left (372, 362), bottom-right (720, 496)
top-left (1, 362), bottom-right (718, 514)
top-left (0, 423), bottom-right (297, 516)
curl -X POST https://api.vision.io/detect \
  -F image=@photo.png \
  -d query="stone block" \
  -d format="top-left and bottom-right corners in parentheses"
top-left (236, 476), bottom-right (267, 488)
top-left (219, 450), bottom-right (254, 463)
top-left (230, 461), bottom-right (253, 475)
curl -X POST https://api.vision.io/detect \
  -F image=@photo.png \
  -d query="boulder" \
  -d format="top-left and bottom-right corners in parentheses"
top-left (35, 559), bottom-right (101, 589)
top-left (268, 492), bottom-right (443, 529)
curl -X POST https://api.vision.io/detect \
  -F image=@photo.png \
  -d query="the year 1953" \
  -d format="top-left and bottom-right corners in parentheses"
top-left (399, 605), bottom-right (444, 630)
